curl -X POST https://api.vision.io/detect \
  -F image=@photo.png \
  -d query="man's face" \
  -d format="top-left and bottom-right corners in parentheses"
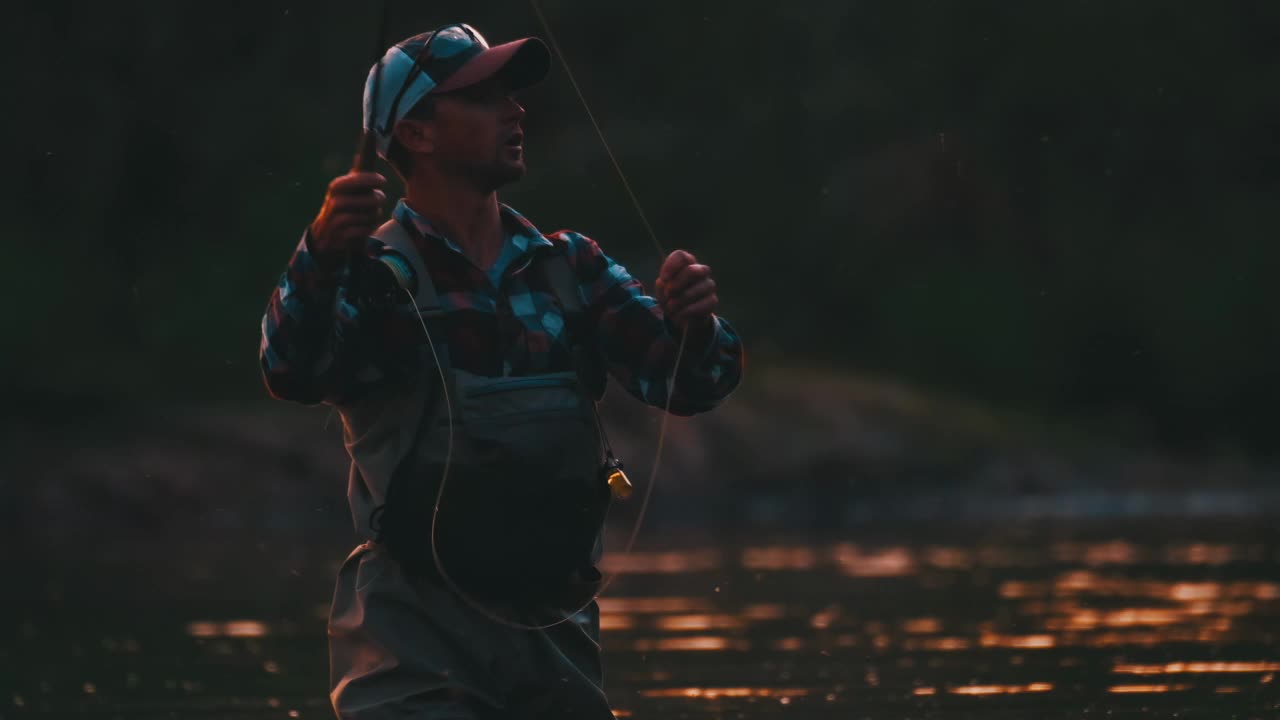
top-left (427, 76), bottom-right (527, 190)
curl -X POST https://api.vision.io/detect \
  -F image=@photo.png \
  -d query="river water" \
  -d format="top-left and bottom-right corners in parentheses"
top-left (4, 519), bottom-right (1278, 718)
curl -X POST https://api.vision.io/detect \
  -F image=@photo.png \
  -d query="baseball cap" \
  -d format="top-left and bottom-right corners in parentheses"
top-left (363, 24), bottom-right (551, 158)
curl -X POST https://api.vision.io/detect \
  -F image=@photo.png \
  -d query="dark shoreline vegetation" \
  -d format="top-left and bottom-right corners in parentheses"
top-left (8, 0), bottom-right (1280, 458)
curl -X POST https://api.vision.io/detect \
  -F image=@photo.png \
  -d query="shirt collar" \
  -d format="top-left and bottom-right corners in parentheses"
top-left (392, 199), bottom-right (554, 256)
top-left (499, 203), bottom-right (555, 254)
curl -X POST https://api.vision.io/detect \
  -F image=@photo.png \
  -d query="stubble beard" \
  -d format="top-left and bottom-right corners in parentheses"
top-left (468, 154), bottom-right (525, 193)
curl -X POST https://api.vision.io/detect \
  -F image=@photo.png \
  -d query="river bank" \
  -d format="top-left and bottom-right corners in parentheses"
top-left (6, 367), bottom-right (1277, 543)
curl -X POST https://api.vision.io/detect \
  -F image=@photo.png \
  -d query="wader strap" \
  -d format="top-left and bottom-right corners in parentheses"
top-left (372, 219), bottom-right (443, 314)
top-left (371, 218), bottom-right (452, 373)
top-left (366, 221), bottom-right (453, 544)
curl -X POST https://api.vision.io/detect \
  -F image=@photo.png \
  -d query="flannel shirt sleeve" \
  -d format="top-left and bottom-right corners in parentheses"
top-left (561, 231), bottom-right (744, 416)
top-left (258, 229), bottom-right (386, 406)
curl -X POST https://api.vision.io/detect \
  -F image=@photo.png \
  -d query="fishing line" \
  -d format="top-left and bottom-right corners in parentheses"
top-left (382, 3), bottom-right (693, 630)
top-left (528, 0), bottom-right (693, 606)
top-left (405, 277), bottom-right (686, 630)
top-left (529, 0), bottom-right (667, 259)
top-left (353, 2), bottom-right (691, 625)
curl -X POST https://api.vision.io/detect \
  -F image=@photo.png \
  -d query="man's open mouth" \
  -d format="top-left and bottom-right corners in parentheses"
top-left (505, 132), bottom-right (524, 147)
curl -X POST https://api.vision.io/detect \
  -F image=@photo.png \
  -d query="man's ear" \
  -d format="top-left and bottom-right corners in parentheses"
top-left (393, 118), bottom-right (434, 154)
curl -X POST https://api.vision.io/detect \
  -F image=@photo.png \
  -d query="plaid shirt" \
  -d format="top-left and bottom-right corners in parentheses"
top-left (259, 200), bottom-right (743, 414)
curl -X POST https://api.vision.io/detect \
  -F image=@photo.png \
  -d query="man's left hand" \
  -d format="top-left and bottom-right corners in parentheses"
top-left (655, 250), bottom-right (719, 333)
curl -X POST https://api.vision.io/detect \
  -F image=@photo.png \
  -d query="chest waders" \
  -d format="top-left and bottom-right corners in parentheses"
top-left (343, 219), bottom-right (613, 611)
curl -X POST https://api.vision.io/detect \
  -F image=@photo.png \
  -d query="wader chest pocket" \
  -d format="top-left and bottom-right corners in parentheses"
top-left (454, 372), bottom-right (599, 473)
top-left (428, 370), bottom-right (609, 595)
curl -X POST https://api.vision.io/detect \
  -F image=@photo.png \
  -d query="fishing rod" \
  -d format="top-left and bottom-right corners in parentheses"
top-left (345, 0), bottom-right (405, 302)
top-left (354, 2), bottom-right (391, 174)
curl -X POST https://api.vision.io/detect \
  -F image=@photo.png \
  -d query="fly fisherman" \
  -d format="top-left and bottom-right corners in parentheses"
top-left (258, 24), bottom-right (744, 719)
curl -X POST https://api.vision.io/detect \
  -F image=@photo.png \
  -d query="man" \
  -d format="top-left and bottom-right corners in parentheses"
top-left (259, 23), bottom-right (743, 719)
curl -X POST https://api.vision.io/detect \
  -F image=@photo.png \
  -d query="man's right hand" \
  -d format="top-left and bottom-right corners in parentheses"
top-left (308, 172), bottom-right (387, 269)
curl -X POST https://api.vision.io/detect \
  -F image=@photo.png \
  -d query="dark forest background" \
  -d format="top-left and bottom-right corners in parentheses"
top-left (6, 0), bottom-right (1279, 457)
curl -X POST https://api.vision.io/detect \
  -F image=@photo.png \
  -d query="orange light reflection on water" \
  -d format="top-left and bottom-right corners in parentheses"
top-left (185, 620), bottom-right (269, 638)
top-left (1081, 541), bottom-right (1139, 566)
top-left (599, 614), bottom-right (635, 631)
top-left (1097, 608), bottom-right (1186, 627)
top-left (640, 687), bottom-right (811, 700)
top-left (980, 633), bottom-right (1056, 649)
top-left (1114, 661), bottom-right (1280, 675)
top-left (904, 636), bottom-right (971, 651)
top-left (741, 603), bottom-right (787, 620)
top-left (1164, 543), bottom-right (1234, 565)
top-left (654, 614), bottom-right (742, 632)
top-left (598, 597), bottom-right (711, 614)
top-left (773, 636), bottom-right (804, 651)
top-left (1049, 575), bottom-right (1275, 604)
top-left (832, 544), bottom-right (915, 577)
top-left (902, 617), bottom-right (942, 634)
top-left (741, 546), bottom-right (818, 570)
top-left (633, 636), bottom-right (746, 652)
top-left (600, 550), bottom-right (721, 574)
top-left (594, 541), bottom-right (1277, 698)
top-left (1169, 582), bottom-right (1220, 601)
top-left (923, 546), bottom-right (973, 569)
top-left (1108, 684), bottom-right (1192, 694)
top-left (809, 605), bottom-right (841, 629)
top-left (1045, 607), bottom-right (1235, 634)
top-left (949, 683), bottom-right (1053, 695)
top-left (999, 581), bottom-right (1049, 599)
top-left (1083, 630), bottom-right (1218, 647)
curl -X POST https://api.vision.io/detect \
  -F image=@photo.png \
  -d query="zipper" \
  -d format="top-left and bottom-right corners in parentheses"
top-left (429, 403), bottom-right (584, 427)
top-left (480, 407), bottom-right (586, 425)
top-left (464, 375), bottom-right (578, 398)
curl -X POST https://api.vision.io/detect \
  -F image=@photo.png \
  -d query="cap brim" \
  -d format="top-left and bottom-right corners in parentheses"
top-left (432, 37), bottom-right (551, 94)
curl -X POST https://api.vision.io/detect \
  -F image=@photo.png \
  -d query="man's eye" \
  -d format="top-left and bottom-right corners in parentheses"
top-left (461, 89), bottom-right (495, 103)
top-left (449, 84), bottom-right (512, 106)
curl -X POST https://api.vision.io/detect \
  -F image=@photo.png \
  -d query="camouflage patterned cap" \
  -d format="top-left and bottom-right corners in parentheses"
top-left (363, 23), bottom-right (551, 157)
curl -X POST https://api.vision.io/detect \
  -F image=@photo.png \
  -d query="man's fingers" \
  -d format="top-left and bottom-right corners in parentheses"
top-left (330, 204), bottom-right (384, 226)
top-left (325, 199), bottom-right (385, 232)
top-left (676, 295), bottom-right (718, 318)
top-left (328, 214), bottom-right (380, 239)
top-left (658, 250), bottom-right (697, 283)
top-left (665, 278), bottom-right (716, 316)
top-left (671, 296), bottom-right (718, 327)
top-left (329, 172), bottom-right (386, 194)
top-left (329, 194), bottom-right (385, 212)
top-left (662, 249), bottom-right (696, 267)
top-left (309, 174), bottom-right (387, 258)
top-left (660, 266), bottom-right (712, 308)
top-left (665, 264), bottom-right (712, 295)
top-left (671, 277), bottom-right (716, 307)
top-left (330, 208), bottom-right (381, 227)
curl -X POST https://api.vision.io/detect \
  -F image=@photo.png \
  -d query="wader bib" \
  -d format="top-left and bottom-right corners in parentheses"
top-left (340, 218), bottom-right (612, 608)
top-left (327, 220), bottom-right (617, 718)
